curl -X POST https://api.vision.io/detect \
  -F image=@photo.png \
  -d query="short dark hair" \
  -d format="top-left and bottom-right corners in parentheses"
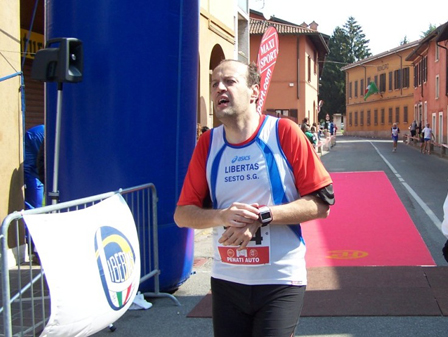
top-left (218, 59), bottom-right (260, 87)
top-left (247, 62), bottom-right (260, 87)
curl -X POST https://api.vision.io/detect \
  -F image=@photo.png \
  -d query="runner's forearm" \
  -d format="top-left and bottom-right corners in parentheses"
top-left (270, 195), bottom-right (330, 225)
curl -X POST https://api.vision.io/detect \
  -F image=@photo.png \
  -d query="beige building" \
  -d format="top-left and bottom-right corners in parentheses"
top-left (198, 0), bottom-right (250, 129)
top-left (341, 41), bottom-right (420, 138)
top-left (0, 2), bottom-right (24, 237)
top-left (1, 1), bottom-right (45, 253)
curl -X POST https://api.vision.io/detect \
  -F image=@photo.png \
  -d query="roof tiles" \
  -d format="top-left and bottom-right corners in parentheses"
top-left (250, 18), bottom-right (318, 35)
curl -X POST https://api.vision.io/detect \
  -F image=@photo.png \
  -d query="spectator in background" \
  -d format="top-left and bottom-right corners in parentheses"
top-left (37, 139), bottom-right (45, 184)
top-left (24, 125), bottom-right (45, 209)
top-left (409, 120), bottom-right (417, 143)
top-left (312, 123), bottom-right (321, 142)
top-left (24, 124), bottom-right (45, 265)
top-left (391, 123), bottom-right (400, 152)
top-left (421, 123), bottom-right (435, 155)
top-left (300, 118), bottom-right (309, 134)
top-left (416, 121), bottom-right (422, 137)
top-left (301, 117), bottom-right (309, 128)
top-left (310, 126), bottom-right (319, 151)
top-left (197, 124), bottom-right (210, 140)
top-left (304, 125), bottom-right (317, 148)
top-left (201, 126), bottom-right (210, 134)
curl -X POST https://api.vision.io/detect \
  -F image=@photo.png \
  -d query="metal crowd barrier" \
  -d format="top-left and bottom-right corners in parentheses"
top-left (0, 183), bottom-right (179, 337)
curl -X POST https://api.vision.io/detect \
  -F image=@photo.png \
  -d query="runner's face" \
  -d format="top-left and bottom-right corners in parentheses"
top-left (211, 61), bottom-right (255, 119)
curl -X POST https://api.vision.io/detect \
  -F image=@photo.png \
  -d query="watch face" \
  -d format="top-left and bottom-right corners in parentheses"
top-left (259, 206), bottom-right (272, 224)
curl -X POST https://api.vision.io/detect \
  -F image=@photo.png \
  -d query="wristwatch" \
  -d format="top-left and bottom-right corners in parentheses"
top-left (258, 205), bottom-right (272, 226)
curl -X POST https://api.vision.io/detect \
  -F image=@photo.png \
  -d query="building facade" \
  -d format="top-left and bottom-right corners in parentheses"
top-left (341, 42), bottom-right (420, 138)
top-left (249, 11), bottom-right (329, 125)
top-left (198, 5), bottom-right (330, 130)
top-left (0, 1), bottom-right (24, 226)
top-left (406, 22), bottom-right (448, 145)
top-left (198, 0), bottom-right (250, 129)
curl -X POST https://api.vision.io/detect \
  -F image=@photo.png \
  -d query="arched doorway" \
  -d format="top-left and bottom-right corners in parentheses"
top-left (209, 44), bottom-right (225, 127)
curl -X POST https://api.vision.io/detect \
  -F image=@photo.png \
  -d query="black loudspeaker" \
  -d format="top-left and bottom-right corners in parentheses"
top-left (31, 38), bottom-right (83, 83)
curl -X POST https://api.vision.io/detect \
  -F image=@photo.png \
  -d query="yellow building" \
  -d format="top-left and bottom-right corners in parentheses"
top-left (341, 41), bottom-right (420, 138)
top-left (198, 0), bottom-right (250, 129)
top-left (0, 2), bottom-right (24, 226)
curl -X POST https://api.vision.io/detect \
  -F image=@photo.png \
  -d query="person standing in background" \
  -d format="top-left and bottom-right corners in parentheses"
top-left (391, 123), bottom-right (400, 152)
top-left (24, 124), bottom-right (45, 265)
top-left (409, 120), bottom-right (417, 143)
top-left (24, 124), bottom-right (45, 209)
top-left (421, 123), bottom-right (435, 154)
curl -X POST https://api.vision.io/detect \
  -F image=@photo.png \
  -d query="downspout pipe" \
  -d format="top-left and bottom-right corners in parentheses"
top-left (396, 54), bottom-right (403, 96)
top-left (436, 42), bottom-right (448, 96)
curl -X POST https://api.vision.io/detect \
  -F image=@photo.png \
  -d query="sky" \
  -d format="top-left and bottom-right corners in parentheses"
top-left (250, 0), bottom-right (448, 55)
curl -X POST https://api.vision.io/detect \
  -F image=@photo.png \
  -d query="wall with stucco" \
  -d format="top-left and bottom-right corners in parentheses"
top-left (0, 1), bottom-right (25, 249)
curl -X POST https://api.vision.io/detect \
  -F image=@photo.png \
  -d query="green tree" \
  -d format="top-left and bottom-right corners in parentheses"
top-left (400, 36), bottom-right (409, 45)
top-left (343, 17), bottom-right (371, 62)
top-left (421, 24), bottom-right (437, 38)
top-left (319, 17), bottom-right (371, 120)
top-left (319, 27), bottom-right (348, 120)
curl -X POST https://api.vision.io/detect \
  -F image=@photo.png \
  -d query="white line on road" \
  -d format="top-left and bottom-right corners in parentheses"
top-left (369, 141), bottom-right (443, 233)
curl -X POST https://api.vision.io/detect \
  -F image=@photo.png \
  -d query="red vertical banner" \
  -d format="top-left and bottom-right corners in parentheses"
top-left (256, 26), bottom-right (279, 115)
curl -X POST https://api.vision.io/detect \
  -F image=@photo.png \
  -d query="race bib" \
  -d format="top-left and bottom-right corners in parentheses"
top-left (217, 225), bottom-right (271, 265)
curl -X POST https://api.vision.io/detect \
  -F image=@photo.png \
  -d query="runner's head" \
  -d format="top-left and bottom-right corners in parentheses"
top-left (216, 60), bottom-right (260, 88)
top-left (211, 60), bottom-right (260, 120)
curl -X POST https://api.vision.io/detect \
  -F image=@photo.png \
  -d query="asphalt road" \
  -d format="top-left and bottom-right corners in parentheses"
top-left (321, 135), bottom-right (448, 266)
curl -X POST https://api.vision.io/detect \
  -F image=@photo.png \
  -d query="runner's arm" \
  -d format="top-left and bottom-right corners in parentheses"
top-left (174, 202), bottom-right (259, 229)
top-left (269, 194), bottom-right (330, 225)
top-left (218, 194), bottom-right (329, 249)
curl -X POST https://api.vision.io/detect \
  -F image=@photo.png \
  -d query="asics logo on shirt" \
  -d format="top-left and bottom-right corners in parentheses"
top-left (232, 155), bottom-right (250, 163)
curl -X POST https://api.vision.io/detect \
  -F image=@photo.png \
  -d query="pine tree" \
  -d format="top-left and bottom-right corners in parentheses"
top-left (319, 17), bottom-right (371, 121)
top-left (421, 24), bottom-right (437, 38)
top-left (343, 17), bottom-right (371, 62)
top-left (318, 27), bottom-right (348, 121)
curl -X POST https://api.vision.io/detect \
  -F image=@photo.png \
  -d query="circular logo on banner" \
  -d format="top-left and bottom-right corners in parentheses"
top-left (95, 226), bottom-right (138, 310)
top-left (227, 249), bottom-right (235, 257)
top-left (327, 250), bottom-right (369, 259)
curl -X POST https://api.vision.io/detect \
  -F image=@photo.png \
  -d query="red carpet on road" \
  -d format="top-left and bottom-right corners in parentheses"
top-left (303, 171), bottom-right (435, 267)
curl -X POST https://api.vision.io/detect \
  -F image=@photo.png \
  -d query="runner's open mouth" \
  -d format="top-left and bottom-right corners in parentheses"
top-left (218, 98), bottom-right (229, 106)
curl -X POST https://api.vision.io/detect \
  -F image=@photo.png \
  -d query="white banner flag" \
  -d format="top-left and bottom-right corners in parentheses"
top-left (24, 194), bottom-right (141, 337)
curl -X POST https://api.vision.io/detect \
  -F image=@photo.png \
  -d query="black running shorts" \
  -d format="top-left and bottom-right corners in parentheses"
top-left (211, 277), bottom-right (306, 337)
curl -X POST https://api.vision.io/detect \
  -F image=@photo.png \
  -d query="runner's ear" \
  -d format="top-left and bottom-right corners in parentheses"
top-left (250, 84), bottom-right (259, 104)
